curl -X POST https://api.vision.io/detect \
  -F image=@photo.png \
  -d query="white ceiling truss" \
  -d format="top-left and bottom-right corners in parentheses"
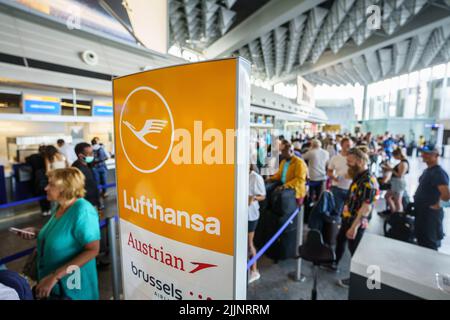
top-left (169, 0), bottom-right (450, 86)
top-left (169, 0), bottom-right (237, 50)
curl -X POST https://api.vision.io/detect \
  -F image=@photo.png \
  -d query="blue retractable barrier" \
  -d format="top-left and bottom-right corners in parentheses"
top-left (12, 164), bottom-right (34, 201)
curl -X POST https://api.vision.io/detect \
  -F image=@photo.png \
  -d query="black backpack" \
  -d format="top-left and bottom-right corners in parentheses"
top-left (384, 212), bottom-right (415, 243)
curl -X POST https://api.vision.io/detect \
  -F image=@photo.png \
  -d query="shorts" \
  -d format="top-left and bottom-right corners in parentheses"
top-left (248, 220), bottom-right (259, 233)
top-left (390, 177), bottom-right (406, 196)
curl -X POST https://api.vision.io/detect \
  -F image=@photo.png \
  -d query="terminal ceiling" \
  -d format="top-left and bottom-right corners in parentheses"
top-left (167, 0), bottom-right (450, 86)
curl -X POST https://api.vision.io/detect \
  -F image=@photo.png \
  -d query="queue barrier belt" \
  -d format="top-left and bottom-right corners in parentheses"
top-left (1, 182), bottom-right (300, 274)
top-left (0, 183), bottom-right (116, 210)
top-left (246, 207), bottom-right (300, 270)
top-left (0, 215), bottom-right (118, 266)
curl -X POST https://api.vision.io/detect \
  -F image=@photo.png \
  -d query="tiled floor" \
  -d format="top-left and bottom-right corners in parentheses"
top-left (1, 155), bottom-right (449, 300)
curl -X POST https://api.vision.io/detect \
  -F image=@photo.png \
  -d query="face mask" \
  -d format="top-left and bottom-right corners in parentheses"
top-left (84, 156), bottom-right (94, 164)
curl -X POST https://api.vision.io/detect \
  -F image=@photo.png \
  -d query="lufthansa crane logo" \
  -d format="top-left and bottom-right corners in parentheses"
top-left (119, 86), bottom-right (174, 173)
top-left (122, 119), bottom-right (168, 150)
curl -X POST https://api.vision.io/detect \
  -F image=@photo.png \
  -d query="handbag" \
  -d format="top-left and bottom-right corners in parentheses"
top-left (22, 249), bottom-right (38, 282)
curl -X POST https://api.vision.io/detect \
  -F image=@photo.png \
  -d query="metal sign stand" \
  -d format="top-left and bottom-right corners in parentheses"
top-left (288, 205), bottom-right (306, 282)
top-left (107, 216), bottom-right (121, 300)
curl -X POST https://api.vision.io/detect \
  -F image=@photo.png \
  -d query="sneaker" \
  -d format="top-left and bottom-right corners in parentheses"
top-left (337, 278), bottom-right (350, 288)
top-left (248, 271), bottom-right (261, 284)
top-left (41, 211), bottom-right (51, 217)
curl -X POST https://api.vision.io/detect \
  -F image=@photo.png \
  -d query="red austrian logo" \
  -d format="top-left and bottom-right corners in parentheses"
top-left (127, 232), bottom-right (217, 274)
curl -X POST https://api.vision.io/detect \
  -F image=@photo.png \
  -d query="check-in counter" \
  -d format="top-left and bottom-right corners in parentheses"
top-left (350, 233), bottom-right (450, 300)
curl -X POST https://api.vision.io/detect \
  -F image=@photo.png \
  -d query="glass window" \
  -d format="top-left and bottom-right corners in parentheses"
top-left (398, 74), bottom-right (408, 89)
top-left (432, 64), bottom-right (446, 80)
top-left (409, 71), bottom-right (419, 87)
top-left (397, 89), bottom-right (406, 117)
top-left (405, 87), bottom-right (417, 118)
top-left (428, 79), bottom-right (443, 118)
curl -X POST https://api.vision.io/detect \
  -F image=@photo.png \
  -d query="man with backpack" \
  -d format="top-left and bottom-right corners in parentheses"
top-left (414, 146), bottom-right (450, 250)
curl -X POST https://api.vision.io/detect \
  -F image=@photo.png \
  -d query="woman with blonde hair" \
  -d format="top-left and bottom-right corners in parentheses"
top-left (17, 167), bottom-right (100, 300)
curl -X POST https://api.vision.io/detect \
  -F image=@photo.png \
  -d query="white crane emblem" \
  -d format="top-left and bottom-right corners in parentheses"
top-left (122, 119), bottom-right (167, 150)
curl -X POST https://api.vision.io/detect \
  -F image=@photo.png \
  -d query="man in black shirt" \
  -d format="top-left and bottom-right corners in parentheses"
top-left (414, 146), bottom-right (450, 250)
top-left (72, 142), bottom-right (109, 266)
top-left (72, 142), bottom-right (100, 208)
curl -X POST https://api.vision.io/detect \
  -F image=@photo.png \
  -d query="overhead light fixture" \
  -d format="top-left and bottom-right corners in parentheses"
top-left (61, 101), bottom-right (91, 109)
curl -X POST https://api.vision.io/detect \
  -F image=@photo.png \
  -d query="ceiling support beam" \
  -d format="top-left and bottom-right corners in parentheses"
top-left (270, 5), bottom-right (450, 84)
top-left (203, 0), bottom-right (327, 58)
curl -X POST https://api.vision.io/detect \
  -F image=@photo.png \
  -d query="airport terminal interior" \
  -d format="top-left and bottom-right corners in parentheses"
top-left (1, 0), bottom-right (450, 301)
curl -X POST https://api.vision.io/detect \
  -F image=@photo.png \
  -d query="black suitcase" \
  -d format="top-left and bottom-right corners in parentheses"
top-left (384, 212), bottom-right (415, 243)
top-left (254, 208), bottom-right (298, 261)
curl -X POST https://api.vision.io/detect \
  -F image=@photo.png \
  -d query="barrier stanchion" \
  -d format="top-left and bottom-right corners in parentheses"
top-left (288, 205), bottom-right (306, 282)
top-left (107, 216), bottom-right (121, 300)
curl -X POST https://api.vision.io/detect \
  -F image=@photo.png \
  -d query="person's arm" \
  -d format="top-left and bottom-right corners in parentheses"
top-left (346, 181), bottom-right (377, 239)
top-left (250, 175), bottom-right (267, 204)
top-left (347, 202), bottom-right (372, 239)
top-left (327, 159), bottom-right (337, 181)
top-left (302, 151), bottom-right (310, 161)
top-left (268, 162), bottom-right (283, 182)
top-left (99, 148), bottom-right (108, 162)
top-left (44, 158), bottom-right (50, 173)
top-left (430, 171), bottom-right (450, 208)
top-left (35, 240), bottom-right (100, 299)
top-left (16, 227), bottom-right (41, 240)
top-left (438, 185), bottom-right (450, 202)
top-left (327, 168), bottom-right (336, 180)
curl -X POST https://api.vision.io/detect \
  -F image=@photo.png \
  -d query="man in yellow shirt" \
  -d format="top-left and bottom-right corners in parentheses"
top-left (267, 140), bottom-right (308, 205)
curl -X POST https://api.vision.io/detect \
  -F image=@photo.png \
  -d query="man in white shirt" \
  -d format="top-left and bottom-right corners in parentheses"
top-left (303, 139), bottom-right (330, 201)
top-left (248, 164), bottom-right (266, 284)
top-left (327, 137), bottom-right (353, 215)
top-left (57, 139), bottom-right (77, 165)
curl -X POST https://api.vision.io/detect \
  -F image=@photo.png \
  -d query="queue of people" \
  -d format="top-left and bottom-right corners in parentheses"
top-left (248, 130), bottom-right (450, 288)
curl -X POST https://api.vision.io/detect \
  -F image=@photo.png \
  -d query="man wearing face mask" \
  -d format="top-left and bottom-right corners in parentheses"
top-left (72, 142), bottom-right (100, 208)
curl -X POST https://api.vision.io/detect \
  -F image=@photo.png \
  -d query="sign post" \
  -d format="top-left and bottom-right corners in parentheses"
top-left (113, 58), bottom-right (250, 300)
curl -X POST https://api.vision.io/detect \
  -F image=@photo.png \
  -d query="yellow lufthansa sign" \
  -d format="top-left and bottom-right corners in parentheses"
top-left (113, 58), bottom-right (250, 300)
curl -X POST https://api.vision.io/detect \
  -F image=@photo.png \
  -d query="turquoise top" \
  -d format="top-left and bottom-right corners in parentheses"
top-left (37, 198), bottom-right (100, 300)
top-left (281, 160), bottom-right (291, 184)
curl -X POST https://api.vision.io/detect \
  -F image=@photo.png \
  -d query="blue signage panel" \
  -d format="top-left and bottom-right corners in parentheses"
top-left (93, 105), bottom-right (113, 117)
top-left (23, 99), bottom-right (61, 115)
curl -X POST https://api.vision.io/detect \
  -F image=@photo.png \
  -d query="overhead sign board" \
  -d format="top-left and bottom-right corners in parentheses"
top-left (23, 95), bottom-right (61, 115)
top-left (92, 101), bottom-right (113, 117)
top-left (113, 58), bottom-right (250, 300)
